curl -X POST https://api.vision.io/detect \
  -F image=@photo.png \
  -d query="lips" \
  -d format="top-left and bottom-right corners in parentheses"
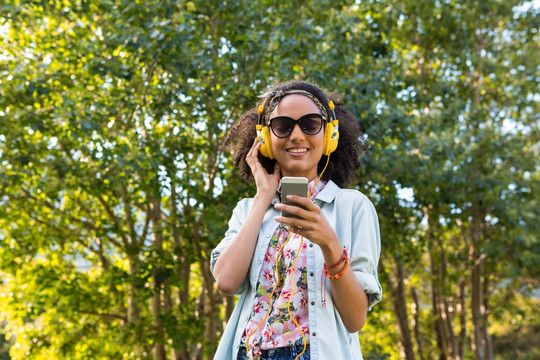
top-left (287, 147), bottom-right (309, 154)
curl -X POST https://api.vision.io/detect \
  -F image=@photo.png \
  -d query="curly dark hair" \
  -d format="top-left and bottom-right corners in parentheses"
top-left (225, 80), bottom-right (367, 187)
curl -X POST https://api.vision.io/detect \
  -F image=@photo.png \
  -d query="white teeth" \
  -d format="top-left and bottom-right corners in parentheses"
top-left (288, 148), bottom-right (308, 153)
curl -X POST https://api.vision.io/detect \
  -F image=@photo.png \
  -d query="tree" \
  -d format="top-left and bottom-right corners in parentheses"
top-left (1, 0), bottom-right (538, 359)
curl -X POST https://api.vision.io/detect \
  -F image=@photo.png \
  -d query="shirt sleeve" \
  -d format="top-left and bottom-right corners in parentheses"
top-left (210, 198), bottom-right (250, 294)
top-left (350, 194), bottom-right (383, 309)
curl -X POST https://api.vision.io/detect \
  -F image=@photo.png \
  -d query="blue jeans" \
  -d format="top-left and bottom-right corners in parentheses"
top-left (237, 344), bottom-right (310, 360)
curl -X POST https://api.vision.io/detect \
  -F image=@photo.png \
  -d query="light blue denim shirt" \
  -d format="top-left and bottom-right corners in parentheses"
top-left (210, 180), bottom-right (382, 360)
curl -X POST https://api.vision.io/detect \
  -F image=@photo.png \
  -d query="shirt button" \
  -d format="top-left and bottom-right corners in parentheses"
top-left (312, 332), bottom-right (317, 337)
top-left (309, 243), bottom-right (314, 248)
top-left (267, 234), bottom-right (270, 238)
top-left (309, 272), bottom-right (314, 277)
top-left (311, 301), bottom-right (315, 306)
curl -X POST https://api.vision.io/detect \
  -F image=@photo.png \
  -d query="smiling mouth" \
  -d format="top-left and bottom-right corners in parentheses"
top-left (287, 148), bottom-right (309, 153)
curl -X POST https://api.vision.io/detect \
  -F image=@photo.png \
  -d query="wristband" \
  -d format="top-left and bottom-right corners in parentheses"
top-left (323, 257), bottom-right (349, 280)
top-left (326, 248), bottom-right (348, 269)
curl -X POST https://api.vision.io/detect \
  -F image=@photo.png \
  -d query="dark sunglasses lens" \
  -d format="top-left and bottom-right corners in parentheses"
top-left (299, 115), bottom-right (322, 135)
top-left (271, 118), bottom-right (295, 137)
top-left (270, 114), bottom-right (323, 137)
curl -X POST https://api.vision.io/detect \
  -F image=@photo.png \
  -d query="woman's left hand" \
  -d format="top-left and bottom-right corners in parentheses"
top-left (274, 195), bottom-right (338, 248)
top-left (276, 195), bottom-right (369, 332)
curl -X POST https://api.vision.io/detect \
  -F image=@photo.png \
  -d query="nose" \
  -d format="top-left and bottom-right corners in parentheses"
top-left (289, 123), bottom-right (305, 140)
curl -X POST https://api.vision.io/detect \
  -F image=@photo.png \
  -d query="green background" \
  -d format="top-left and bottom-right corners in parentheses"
top-left (0, 0), bottom-right (538, 359)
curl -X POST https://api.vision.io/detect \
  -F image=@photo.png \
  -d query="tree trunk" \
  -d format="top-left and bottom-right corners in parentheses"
top-left (150, 196), bottom-right (166, 360)
top-left (189, 211), bottom-right (220, 358)
top-left (127, 258), bottom-right (140, 324)
top-left (410, 286), bottom-right (425, 360)
top-left (427, 209), bottom-right (457, 360)
top-left (177, 259), bottom-right (192, 360)
top-left (127, 255), bottom-right (144, 357)
top-left (170, 177), bottom-right (192, 359)
top-left (457, 280), bottom-right (467, 360)
top-left (470, 211), bottom-right (493, 360)
top-left (380, 257), bottom-right (415, 360)
top-left (431, 281), bottom-right (454, 360)
top-left (482, 275), bottom-right (493, 360)
top-left (394, 260), bottom-right (415, 360)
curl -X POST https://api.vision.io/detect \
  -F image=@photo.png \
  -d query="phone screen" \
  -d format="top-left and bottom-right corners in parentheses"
top-left (280, 177), bottom-right (308, 219)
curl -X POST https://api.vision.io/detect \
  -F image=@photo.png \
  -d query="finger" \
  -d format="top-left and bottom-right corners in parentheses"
top-left (277, 202), bottom-right (320, 224)
top-left (271, 161), bottom-right (281, 176)
top-left (274, 212), bottom-right (312, 228)
top-left (283, 195), bottom-right (317, 210)
top-left (274, 203), bottom-right (305, 218)
top-left (251, 138), bottom-right (261, 150)
top-left (291, 226), bottom-right (303, 235)
top-left (246, 140), bottom-right (262, 168)
top-left (247, 139), bottom-right (260, 157)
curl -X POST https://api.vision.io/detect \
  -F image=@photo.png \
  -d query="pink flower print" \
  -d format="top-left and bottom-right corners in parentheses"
top-left (281, 289), bottom-right (292, 301)
top-left (244, 324), bottom-right (255, 339)
top-left (262, 327), bottom-right (276, 342)
top-left (284, 247), bottom-right (293, 260)
top-left (260, 269), bottom-right (274, 287)
top-left (253, 302), bottom-right (263, 315)
top-left (266, 244), bottom-right (278, 260)
top-left (264, 251), bottom-right (273, 263)
top-left (248, 346), bottom-right (262, 359)
top-left (299, 295), bottom-right (308, 309)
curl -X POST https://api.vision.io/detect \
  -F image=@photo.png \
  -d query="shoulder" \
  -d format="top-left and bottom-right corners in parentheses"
top-left (225, 198), bottom-right (254, 225)
top-left (335, 187), bottom-right (370, 202)
top-left (232, 197), bottom-right (254, 212)
top-left (230, 195), bottom-right (277, 218)
top-left (321, 181), bottom-right (372, 207)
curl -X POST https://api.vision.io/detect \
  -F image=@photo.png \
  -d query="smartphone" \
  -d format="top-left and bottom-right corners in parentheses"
top-left (280, 177), bottom-right (308, 219)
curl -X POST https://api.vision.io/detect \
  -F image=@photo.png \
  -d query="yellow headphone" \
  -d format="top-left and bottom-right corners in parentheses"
top-left (256, 91), bottom-right (340, 159)
top-left (256, 105), bottom-right (275, 158)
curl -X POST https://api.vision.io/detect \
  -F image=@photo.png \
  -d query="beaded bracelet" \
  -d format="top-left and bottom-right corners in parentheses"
top-left (326, 248), bottom-right (348, 269)
top-left (323, 257), bottom-right (349, 280)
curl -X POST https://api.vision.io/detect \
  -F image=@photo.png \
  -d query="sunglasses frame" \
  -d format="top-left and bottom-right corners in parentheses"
top-left (268, 113), bottom-right (324, 138)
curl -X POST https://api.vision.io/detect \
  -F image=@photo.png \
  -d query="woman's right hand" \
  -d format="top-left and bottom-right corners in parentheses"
top-left (246, 139), bottom-right (280, 200)
top-left (214, 139), bottom-right (280, 295)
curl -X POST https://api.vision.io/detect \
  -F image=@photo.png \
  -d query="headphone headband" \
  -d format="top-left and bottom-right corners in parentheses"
top-left (257, 89), bottom-right (332, 126)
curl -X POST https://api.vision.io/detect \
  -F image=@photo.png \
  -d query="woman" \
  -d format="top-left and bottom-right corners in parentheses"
top-left (211, 80), bottom-right (382, 360)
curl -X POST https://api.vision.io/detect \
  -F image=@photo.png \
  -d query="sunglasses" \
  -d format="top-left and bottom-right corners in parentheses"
top-left (268, 113), bottom-right (324, 138)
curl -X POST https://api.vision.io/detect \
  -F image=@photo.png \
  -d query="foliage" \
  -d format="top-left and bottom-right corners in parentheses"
top-left (0, 0), bottom-right (538, 359)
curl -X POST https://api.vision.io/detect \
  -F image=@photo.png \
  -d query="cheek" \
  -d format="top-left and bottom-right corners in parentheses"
top-left (313, 134), bottom-right (325, 152)
top-left (270, 136), bottom-right (283, 151)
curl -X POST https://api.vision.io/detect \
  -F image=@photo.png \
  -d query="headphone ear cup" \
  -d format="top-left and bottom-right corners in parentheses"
top-left (258, 126), bottom-right (274, 159)
top-left (323, 122), bottom-right (339, 155)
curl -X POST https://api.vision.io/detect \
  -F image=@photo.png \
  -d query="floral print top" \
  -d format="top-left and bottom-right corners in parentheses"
top-left (240, 179), bottom-right (327, 359)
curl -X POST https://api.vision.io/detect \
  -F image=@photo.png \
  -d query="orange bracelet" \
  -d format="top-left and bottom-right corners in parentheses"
top-left (323, 257), bottom-right (349, 280)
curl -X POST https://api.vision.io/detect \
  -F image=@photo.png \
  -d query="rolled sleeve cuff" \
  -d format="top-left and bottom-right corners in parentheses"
top-left (355, 269), bottom-right (383, 309)
top-left (210, 248), bottom-right (220, 275)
